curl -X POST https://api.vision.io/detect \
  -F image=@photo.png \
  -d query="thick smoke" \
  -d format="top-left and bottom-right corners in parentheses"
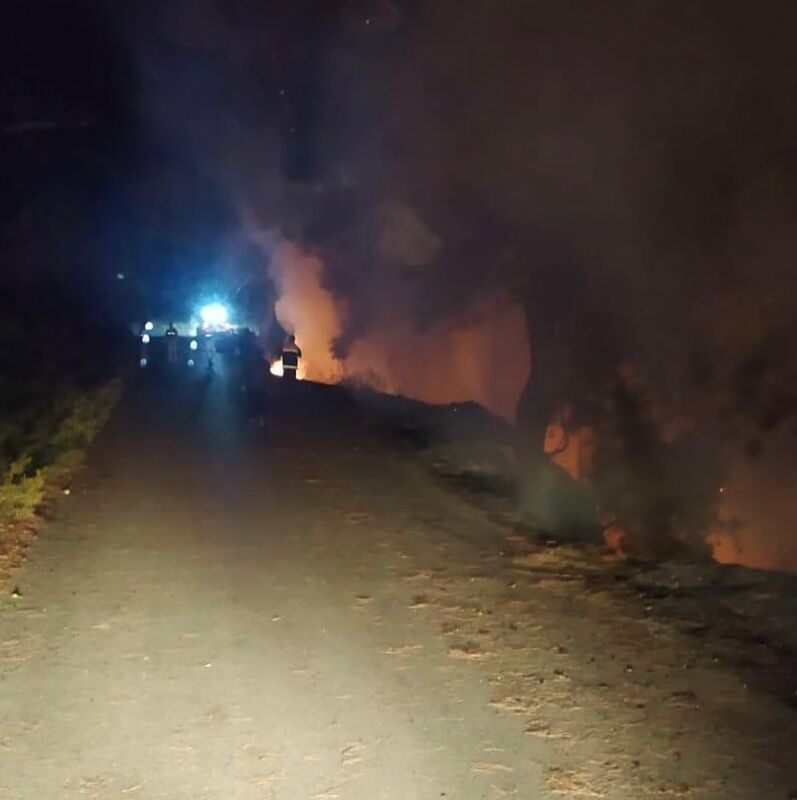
top-left (310, 1), bottom-right (797, 562)
top-left (120, 0), bottom-right (797, 565)
top-left (316, 1), bottom-right (797, 372)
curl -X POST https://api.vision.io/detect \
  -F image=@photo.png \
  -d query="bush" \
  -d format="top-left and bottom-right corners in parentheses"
top-left (0, 456), bottom-right (45, 522)
top-left (49, 380), bottom-right (120, 454)
top-left (0, 380), bottom-right (120, 531)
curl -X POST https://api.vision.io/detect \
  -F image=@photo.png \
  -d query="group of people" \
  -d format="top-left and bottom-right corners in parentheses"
top-left (137, 322), bottom-right (302, 383)
top-left (136, 320), bottom-right (303, 429)
top-left (138, 322), bottom-right (214, 369)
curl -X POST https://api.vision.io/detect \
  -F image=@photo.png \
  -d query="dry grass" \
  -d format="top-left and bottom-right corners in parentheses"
top-left (0, 379), bottom-right (120, 590)
top-left (249, 771), bottom-right (285, 788)
top-left (341, 742), bottom-right (367, 767)
top-left (546, 767), bottom-right (605, 797)
top-left (471, 762), bottom-right (514, 774)
top-left (344, 511), bottom-right (371, 524)
top-left (488, 695), bottom-right (535, 714)
top-left (448, 642), bottom-right (489, 660)
top-left (512, 545), bottom-right (610, 576)
top-left (400, 569), bottom-right (433, 582)
top-left (382, 644), bottom-right (423, 655)
top-left (524, 721), bottom-right (571, 740)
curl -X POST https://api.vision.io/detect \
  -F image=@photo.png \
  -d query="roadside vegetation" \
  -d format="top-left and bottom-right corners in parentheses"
top-left (0, 304), bottom-right (123, 582)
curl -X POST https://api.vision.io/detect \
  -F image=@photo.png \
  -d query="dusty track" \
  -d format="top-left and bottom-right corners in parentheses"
top-left (0, 365), bottom-right (793, 798)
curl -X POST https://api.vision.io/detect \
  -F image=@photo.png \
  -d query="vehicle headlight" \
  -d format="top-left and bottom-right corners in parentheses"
top-left (199, 303), bottom-right (228, 327)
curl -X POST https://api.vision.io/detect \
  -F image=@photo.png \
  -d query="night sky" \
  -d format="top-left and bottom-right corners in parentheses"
top-left (2, 0), bottom-right (796, 441)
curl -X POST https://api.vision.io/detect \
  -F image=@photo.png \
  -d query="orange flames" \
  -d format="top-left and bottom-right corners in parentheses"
top-left (268, 241), bottom-right (343, 384)
top-left (266, 239), bottom-right (530, 420)
top-left (264, 240), bottom-right (796, 575)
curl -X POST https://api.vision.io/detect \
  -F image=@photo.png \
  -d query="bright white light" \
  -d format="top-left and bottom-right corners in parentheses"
top-left (139, 358), bottom-right (148, 368)
top-left (189, 339), bottom-right (198, 351)
top-left (200, 303), bottom-right (228, 327)
top-left (187, 358), bottom-right (195, 367)
top-left (144, 321), bottom-right (154, 331)
top-left (141, 333), bottom-right (151, 344)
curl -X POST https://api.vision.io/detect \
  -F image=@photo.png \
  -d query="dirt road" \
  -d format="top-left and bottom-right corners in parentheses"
top-left (1, 366), bottom-right (794, 799)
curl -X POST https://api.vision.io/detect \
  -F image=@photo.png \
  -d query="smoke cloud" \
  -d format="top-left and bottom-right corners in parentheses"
top-left (118, 0), bottom-right (797, 561)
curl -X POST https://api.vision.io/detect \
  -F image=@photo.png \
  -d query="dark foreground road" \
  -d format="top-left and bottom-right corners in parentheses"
top-left (1, 364), bottom-right (794, 799)
top-left (0, 367), bottom-right (547, 799)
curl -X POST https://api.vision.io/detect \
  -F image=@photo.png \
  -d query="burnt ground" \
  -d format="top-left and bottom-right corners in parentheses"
top-left (0, 360), bottom-right (795, 799)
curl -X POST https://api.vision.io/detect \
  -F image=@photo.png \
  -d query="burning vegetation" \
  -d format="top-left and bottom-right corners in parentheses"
top-left (262, 237), bottom-right (796, 571)
top-left (118, 0), bottom-right (796, 571)
top-left (264, 237), bottom-right (530, 421)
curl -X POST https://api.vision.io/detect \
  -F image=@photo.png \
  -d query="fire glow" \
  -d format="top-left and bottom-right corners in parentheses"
top-left (265, 239), bottom-right (530, 420)
top-left (269, 358), bottom-right (305, 380)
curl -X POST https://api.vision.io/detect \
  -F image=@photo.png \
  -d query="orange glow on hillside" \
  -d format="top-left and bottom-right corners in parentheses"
top-left (709, 454), bottom-right (797, 573)
top-left (266, 240), bottom-right (530, 420)
top-left (269, 241), bottom-right (343, 384)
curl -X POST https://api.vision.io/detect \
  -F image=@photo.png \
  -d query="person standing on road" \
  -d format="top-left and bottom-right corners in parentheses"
top-left (281, 334), bottom-right (302, 381)
top-left (165, 321), bottom-right (179, 364)
top-left (236, 329), bottom-right (259, 390)
top-left (203, 333), bottom-right (216, 371)
top-left (138, 323), bottom-right (151, 366)
top-left (246, 351), bottom-right (270, 429)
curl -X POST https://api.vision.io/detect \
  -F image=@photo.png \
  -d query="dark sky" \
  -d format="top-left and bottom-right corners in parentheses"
top-left (1, 0), bottom-right (133, 318)
top-left (2, 0), bottom-right (796, 392)
top-left (0, 0), bottom-right (363, 322)
top-left (1, 1), bottom-right (269, 318)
